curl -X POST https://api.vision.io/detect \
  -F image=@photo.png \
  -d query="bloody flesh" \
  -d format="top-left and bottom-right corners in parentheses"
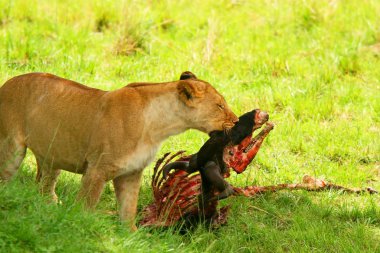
top-left (140, 123), bottom-right (274, 227)
top-left (223, 122), bottom-right (274, 173)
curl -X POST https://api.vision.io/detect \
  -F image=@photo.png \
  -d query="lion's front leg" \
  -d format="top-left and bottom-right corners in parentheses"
top-left (113, 171), bottom-right (143, 231)
top-left (77, 168), bottom-right (108, 209)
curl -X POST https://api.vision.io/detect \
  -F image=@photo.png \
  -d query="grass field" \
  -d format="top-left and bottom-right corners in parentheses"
top-left (0, 0), bottom-right (379, 252)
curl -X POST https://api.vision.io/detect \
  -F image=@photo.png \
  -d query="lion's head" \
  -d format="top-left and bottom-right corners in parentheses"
top-left (176, 71), bottom-right (238, 133)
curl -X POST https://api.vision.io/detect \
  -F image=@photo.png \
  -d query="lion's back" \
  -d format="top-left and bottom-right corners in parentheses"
top-left (0, 72), bottom-right (105, 144)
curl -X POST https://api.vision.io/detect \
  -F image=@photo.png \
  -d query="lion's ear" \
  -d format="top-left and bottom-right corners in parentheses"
top-left (179, 71), bottom-right (197, 80)
top-left (177, 81), bottom-right (204, 107)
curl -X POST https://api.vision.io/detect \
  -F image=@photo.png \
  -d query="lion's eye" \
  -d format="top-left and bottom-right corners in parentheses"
top-left (217, 104), bottom-right (225, 110)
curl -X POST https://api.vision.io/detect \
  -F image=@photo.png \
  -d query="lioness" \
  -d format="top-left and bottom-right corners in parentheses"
top-left (0, 71), bottom-right (238, 230)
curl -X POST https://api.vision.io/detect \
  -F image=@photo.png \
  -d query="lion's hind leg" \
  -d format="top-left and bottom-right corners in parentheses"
top-left (0, 135), bottom-right (27, 181)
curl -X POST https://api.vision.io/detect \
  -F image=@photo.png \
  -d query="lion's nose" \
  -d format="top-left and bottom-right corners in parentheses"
top-left (233, 117), bottom-right (239, 124)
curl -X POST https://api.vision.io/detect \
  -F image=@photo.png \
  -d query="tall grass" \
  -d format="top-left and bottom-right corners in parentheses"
top-left (0, 0), bottom-right (379, 252)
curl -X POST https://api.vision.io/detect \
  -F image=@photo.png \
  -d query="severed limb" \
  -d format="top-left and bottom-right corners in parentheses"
top-left (223, 122), bottom-right (274, 173)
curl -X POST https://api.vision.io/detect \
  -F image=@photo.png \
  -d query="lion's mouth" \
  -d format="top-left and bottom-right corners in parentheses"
top-left (222, 122), bottom-right (235, 130)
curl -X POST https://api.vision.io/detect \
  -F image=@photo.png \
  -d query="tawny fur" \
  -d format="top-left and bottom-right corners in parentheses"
top-left (0, 72), bottom-right (238, 231)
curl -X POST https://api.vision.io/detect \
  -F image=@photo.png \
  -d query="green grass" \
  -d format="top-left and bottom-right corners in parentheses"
top-left (0, 0), bottom-right (379, 252)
